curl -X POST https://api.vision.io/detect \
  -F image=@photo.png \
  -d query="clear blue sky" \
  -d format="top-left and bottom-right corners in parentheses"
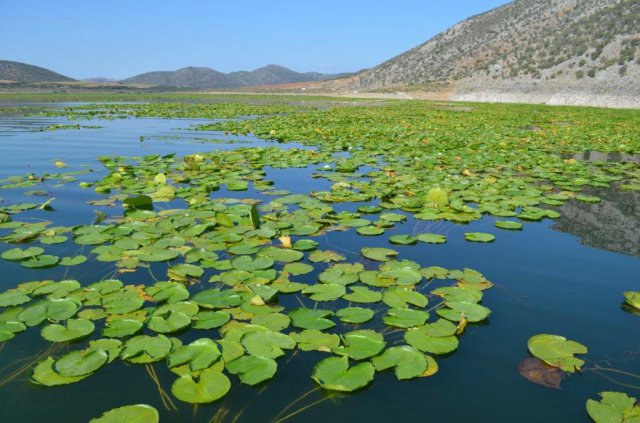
top-left (2, 0), bottom-right (511, 80)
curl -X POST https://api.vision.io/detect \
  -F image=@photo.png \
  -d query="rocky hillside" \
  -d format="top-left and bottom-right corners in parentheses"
top-left (0, 60), bottom-right (75, 83)
top-left (348, 0), bottom-right (640, 107)
top-left (123, 65), bottom-right (344, 89)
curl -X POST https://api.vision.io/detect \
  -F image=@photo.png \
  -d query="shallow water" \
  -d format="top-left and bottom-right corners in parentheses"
top-left (0, 109), bottom-right (638, 422)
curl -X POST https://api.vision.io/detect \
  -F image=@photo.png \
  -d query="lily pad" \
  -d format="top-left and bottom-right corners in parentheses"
top-left (383, 308), bottom-right (429, 328)
top-left (342, 286), bottom-right (382, 303)
top-left (311, 355), bottom-right (375, 392)
top-left (31, 357), bottom-right (89, 386)
top-left (356, 226), bottom-right (385, 236)
top-left (172, 368), bottom-right (231, 404)
top-left (586, 392), bottom-right (640, 423)
top-left (192, 289), bottom-right (242, 309)
top-left (527, 334), bottom-right (587, 373)
top-left (89, 404), bottom-right (159, 423)
top-left (361, 247), bottom-right (398, 262)
top-left (226, 355), bottom-right (277, 385)
top-left (54, 349), bottom-right (109, 377)
top-left (231, 255), bottom-right (275, 272)
top-left (41, 318), bottom-right (95, 342)
top-left (336, 307), bottom-right (375, 324)
top-left (168, 338), bottom-right (221, 372)
top-left (60, 255), bottom-right (87, 266)
top-left (494, 221), bottom-right (523, 230)
top-left (372, 346), bottom-right (429, 380)
top-left (241, 331), bottom-right (295, 358)
top-left (289, 308), bottom-right (335, 331)
top-left (290, 330), bottom-right (341, 352)
top-left (416, 233), bottom-right (447, 244)
top-left (389, 234), bottom-right (418, 245)
top-left (302, 283), bottom-right (346, 302)
top-left (193, 311), bottom-right (231, 329)
top-left (102, 319), bottom-right (142, 338)
top-left (20, 255), bottom-right (60, 269)
top-left (257, 247), bottom-right (303, 263)
top-left (121, 335), bottom-right (173, 364)
top-left (404, 324), bottom-right (459, 355)
top-left (623, 292), bottom-right (640, 310)
top-left (283, 262), bottom-right (314, 275)
top-left (464, 232), bottom-right (496, 243)
top-left (334, 329), bottom-right (386, 360)
top-left (2, 247), bottom-right (44, 261)
top-left (382, 287), bottom-right (428, 309)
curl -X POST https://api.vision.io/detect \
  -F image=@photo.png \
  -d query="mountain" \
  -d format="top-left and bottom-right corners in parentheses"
top-left (347, 0), bottom-right (640, 108)
top-left (0, 60), bottom-right (75, 83)
top-left (122, 65), bottom-right (345, 89)
top-left (122, 67), bottom-right (236, 89)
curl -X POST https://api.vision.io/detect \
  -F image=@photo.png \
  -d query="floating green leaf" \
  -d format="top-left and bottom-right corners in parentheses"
top-left (372, 346), bottom-right (429, 380)
top-left (334, 330), bottom-right (386, 360)
top-left (41, 318), bottom-right (95, 342)
top-left (226, 355), bottom-right (277, 385)
top-left (168, 338), bottom-right (221, 371)
top-left (290, 330), bottom-right (340, 352)
top-left (494, 221), bottom-right (523, 230)
top-left (464, 232), bottom-right (496, 243)
top-left (586, 392), bottom-right (640, 423)
top-left (311, 355), bottom-right (375, 392)
top-left (383, 309), bottom-right (429, 328)
top-left (89, 404), bottom-right (159, 423)
top-left (121, 335), bottom-right (173, 364)
top-left (172, 368), bottom-right (231, 403)
top-left (336, 307), bottom-right (375, 324)
top-left (527, 334), bottom-right (587, 372)
top-left (289, 308), bottom-right (335, 330)
top-left (416, 233), bottom-right (447, 244)
top-left (55, 349), bottom-right (108, 377)
top-left (361, 247), bottom-right (398, 262)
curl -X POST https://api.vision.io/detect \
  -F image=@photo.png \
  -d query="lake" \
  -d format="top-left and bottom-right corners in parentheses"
top-left (0, 104), bottom-right (638, 422)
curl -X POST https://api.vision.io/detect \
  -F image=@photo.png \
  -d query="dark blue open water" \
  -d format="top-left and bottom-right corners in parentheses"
top-left (0, 107), bottom-right (638, 422)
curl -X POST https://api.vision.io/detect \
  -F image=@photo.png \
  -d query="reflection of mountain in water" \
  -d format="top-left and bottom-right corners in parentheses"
top-left (553, 186), bottom-right (640, 257)
top-left (572, 151), bottom-right (640, 164)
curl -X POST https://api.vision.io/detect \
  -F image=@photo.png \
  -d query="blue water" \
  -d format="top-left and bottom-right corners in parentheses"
top-left (0, 108), bottom-right (638, 422)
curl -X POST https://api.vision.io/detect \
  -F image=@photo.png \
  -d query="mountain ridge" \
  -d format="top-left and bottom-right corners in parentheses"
top-left (122, 64), bottom-right (348, 89)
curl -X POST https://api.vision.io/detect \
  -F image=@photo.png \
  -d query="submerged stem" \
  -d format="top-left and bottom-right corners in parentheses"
top-left (272, 396), bottom-right (331, 423)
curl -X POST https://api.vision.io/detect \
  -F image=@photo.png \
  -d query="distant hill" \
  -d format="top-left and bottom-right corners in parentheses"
top-left (0, 60), bottom-right (75, 83)
top-left (123, 65), bottom-right (347, 89)
top-left (346, 0), bottom-right (640, 108)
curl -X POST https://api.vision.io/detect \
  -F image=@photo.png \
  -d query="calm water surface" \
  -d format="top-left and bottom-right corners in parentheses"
top-left (0, 107), bottom-right (638, 422)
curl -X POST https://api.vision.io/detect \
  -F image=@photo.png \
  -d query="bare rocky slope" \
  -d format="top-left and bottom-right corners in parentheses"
top-left (348, 0), bottom-right (640, 108)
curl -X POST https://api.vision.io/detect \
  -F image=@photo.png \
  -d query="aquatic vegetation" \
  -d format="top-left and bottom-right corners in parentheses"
top-left (527, 334), bottom-right (588, 373)
top-left (0, 95), bottom-right (638, 420)
top-left (89, 404), bottom-right (159, 423)
top-left (586, 392), bottom-right (640, 423)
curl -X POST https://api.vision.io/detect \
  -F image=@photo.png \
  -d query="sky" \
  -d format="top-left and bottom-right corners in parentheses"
top-left (2, 0), bottom-right (512, 80)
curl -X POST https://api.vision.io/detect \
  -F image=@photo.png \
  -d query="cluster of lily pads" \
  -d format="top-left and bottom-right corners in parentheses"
top-left (0, 97), bottom-right (638, 421)
top-left (0, 144), bottom-right (497, 412)
top-left (0, 214), bottom-right (493, 403)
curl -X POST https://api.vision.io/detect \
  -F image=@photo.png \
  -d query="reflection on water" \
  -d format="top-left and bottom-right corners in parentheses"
top-left (553, 186), bottom-right (640, 257)
top-left (572, 150), bottom-right (640, 164)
